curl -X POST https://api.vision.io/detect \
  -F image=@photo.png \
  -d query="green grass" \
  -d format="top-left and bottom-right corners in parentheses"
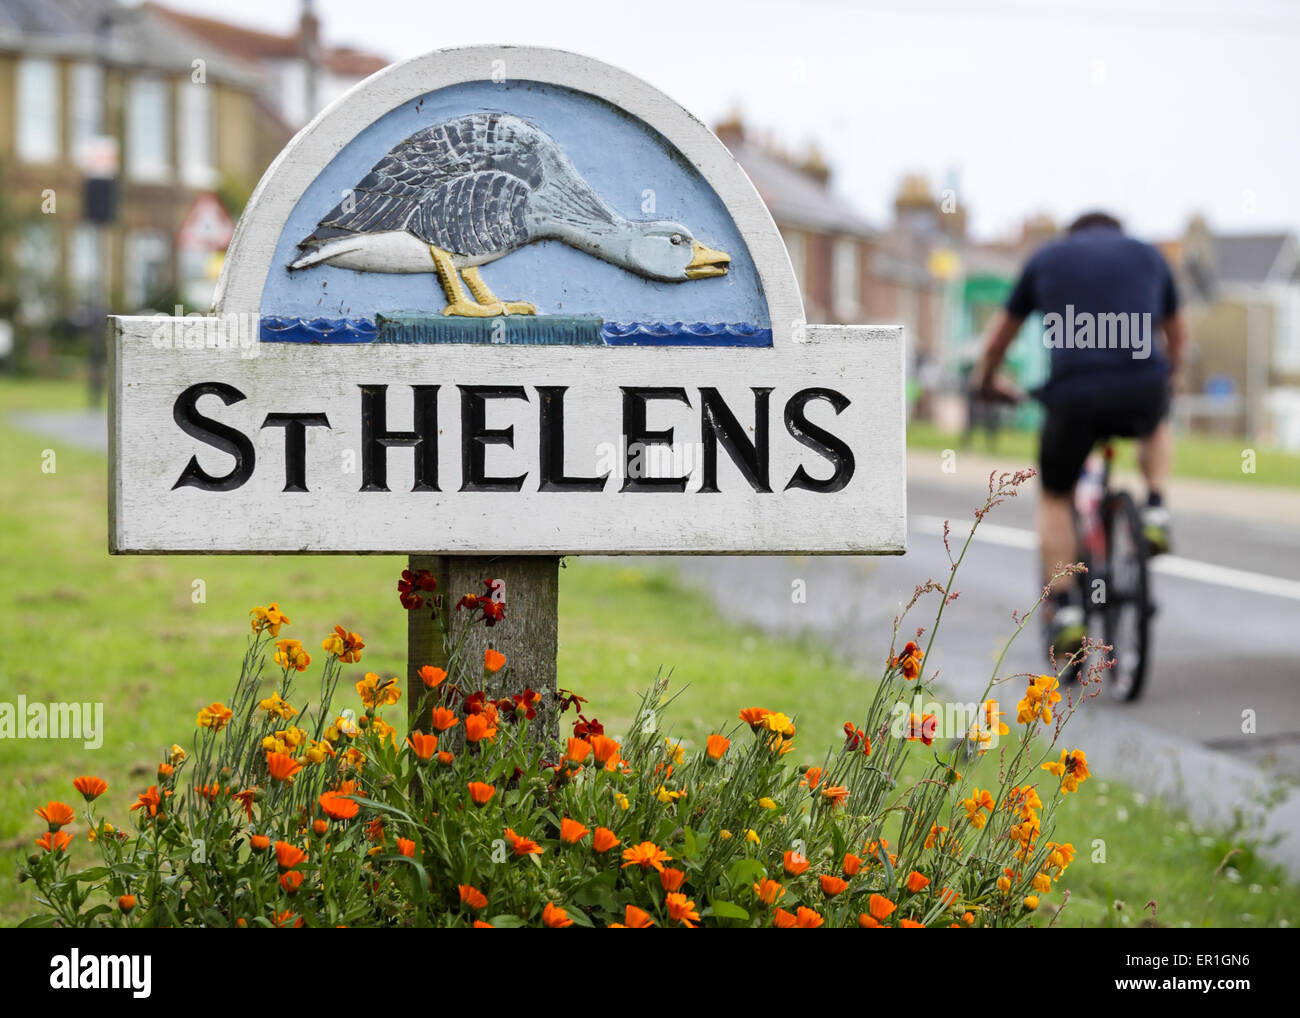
top-left (908, 420), bottom-right (1300, 489)
top-left (1, 377), bottom-right (1296, 927)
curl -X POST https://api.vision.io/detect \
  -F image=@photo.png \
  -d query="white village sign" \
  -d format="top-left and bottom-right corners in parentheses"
top-left (110, 47), bottom-right (905, 559)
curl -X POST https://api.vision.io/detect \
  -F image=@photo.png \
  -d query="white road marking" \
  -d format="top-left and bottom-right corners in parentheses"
top-left (911, 514), bottom-right (1300, 602)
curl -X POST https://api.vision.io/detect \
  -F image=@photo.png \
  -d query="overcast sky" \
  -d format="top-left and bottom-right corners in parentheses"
top-left (151, 0), bottom-right (1300, 244)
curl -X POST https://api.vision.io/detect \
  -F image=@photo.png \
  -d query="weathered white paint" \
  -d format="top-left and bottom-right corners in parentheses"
top-left (109, 317), bottom-right (905, 555)
top-left (212, 45), bottom-right (805, 342)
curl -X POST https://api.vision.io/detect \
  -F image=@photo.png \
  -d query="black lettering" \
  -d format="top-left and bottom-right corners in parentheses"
top-left (537, 386), bottom-right (608, 492)
top-left (171, 381), bottom-right (255, 491)
top-left (783, 387), bottom-right (855, 493)
top-left (460, 385), bottom-right (529, 492)
top-left (261, 413), bottom-right (331, 492)
top-left (360, 385), bottom-right (439, 492)
top-left (699, 387), bottom-right (771, 493)
top-left (620, 386), bottom-right (691, 492)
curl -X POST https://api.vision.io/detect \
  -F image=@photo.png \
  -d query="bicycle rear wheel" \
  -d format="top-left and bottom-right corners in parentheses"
top-left (1102, 491), bottom-right (1151, 701)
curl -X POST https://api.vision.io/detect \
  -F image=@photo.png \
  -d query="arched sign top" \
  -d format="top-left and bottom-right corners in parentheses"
top-left (215, 45), bottom-right (804, 347)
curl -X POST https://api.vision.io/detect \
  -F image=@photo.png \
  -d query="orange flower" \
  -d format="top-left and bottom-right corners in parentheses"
top-left (266, 752), bottom-right (302, 783)
top-left (705, 734), bottom-right (730, 760)
top-left (820, 784), bottom-right (849, 809)
top-left (418, 665), bottom-right (447, 689)
top-left (35, 801), bottom-right (75, 830)
top-left (859, 913), bottom-right (881, 928)
top-left (484, 648), bottom-right (507, 674)
top-left (458, 884), bottom-right (488, 910)
top-left (407, 730), bottom-right (439, 760)
top-left (431, 707), bottom-right (459, 732)
top-left (590, 734), bottom-right (621, 768)
top-left (794, 906), bottom-right (824, 928)
top-left (472, 920), bottom-right (494, 928)
top-left (36, 830), bottom-right (72, 853)
top-left (117, 894), bottom-right (136, 913)
top-left (560, 818), bottom-right (590, 844)
top-left (565, 737), bottom-right (592, 764)
top-left (621, 841), bottom-right (673, 872)
top-left (274, 841), bottom-right (307, 870)
top-left (397, 837), bottom-right (416, 858)
top-left (819, 874), bottom-right (849, 897)
top-left (312, 819), bottom-right (328, 836)
top-left (592, 827), bottom-right (621, 853)
top-left (279, 870), bottom-right (304, 894)
top-left (250, 834), bottom-right (271, 852)
top-left (783, 850), bottom-right (810, 876)
top-left (800, 766), bottom-right (823, 790)
top-left (436, 751), bottom-right (455, 765)
top-left (772, 907), bottom-right (797, 928)
top-left (868, 893), bottom-right (897, 921)
top-left (739, 707), bottom-right (773, 730)
top-left (666, 892), bottom-right (701, 928)
top-left (752, 878), bottom-right (786, 905)
top-left (72, 776), bottom-right (108, 802)
top-left (906, 870), bottom-right (931, 893)
top-left (465, 713), bottom-right (498, 743)
top-left (321, 624), bottom-right (365, 663)
top-left (505, 827), bottom-right (543, 856)
top-left (273, 909), bottom-right (302, 928)
top-left (196, 702), bottom-right (233, 730)
top-left (899, 918), bottom-right (925, 928)
top-left (157, 763), bottom-right (174, 780)
top-left (319, 788), bottom-right (360, 821)
top-left (843, 853), bottom-right (863, 877)
top-left (542, 902), bottom-right (573, 928)
top-left (619, 904), bottom-right (656, 928)
top-left (467, 782), bottom-right (496, 806)
top-left (130, 786), bottom-right (164, 817)
top-left (659, 867), bottom-right (687, 891)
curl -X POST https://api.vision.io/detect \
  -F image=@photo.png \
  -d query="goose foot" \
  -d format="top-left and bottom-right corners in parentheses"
top-left (462, 266), bottom-right (537, 316)
top-left (440, 299), bottom-right (508, 318)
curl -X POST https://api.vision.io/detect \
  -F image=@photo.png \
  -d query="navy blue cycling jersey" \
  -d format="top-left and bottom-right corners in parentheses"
top-left (1005, 224), bottom-right (1177, 405)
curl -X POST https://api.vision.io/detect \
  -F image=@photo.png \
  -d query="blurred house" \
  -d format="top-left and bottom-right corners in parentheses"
top-left (1173, 217), bottom-right (1300, 448)
top-left (714, 116), bottom-right (949, 417)
top-left (0, 0), bottom-right (386, 365)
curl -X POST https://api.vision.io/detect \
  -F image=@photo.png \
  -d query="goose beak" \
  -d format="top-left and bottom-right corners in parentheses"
top-left (685, 240), bottom-right (730, 279)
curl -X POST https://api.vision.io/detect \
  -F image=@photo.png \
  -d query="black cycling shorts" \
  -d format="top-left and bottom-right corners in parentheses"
top-left (1038, 379), bottom-right (1170, 494)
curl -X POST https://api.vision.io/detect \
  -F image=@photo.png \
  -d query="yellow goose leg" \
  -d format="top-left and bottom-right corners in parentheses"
top-left (428, 245), bottom-right (506, 317)
top-left (462, 266), bottom-right (537, 316)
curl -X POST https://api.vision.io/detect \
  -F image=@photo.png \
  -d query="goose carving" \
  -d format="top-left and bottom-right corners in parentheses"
top-left (290, 112), bottom-right (732, 317)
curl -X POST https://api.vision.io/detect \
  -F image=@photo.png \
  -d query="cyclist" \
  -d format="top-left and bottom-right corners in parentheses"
top-left (972, 211), bottom-right (1186, 660)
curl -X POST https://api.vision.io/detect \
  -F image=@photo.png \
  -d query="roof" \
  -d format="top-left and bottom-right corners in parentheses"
top-left (148, 3), bottom-right (388, 78)
top-left (0, 0), bottom-right (263, 86)
top-left (1211, 232), bottom-right (1298, 285)
top-left (722, 136), bottom-right (875, 237)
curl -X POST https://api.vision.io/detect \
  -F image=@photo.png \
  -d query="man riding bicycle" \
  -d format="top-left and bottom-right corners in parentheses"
top-left (972, 211), bottom-right (1187, 660)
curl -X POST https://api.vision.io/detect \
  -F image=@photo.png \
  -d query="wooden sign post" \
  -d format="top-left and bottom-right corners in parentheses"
top-left (109, 47), bottom-right (906, 733)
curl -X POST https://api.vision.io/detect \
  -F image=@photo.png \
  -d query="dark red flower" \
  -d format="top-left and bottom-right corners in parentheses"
top-left (399, 568), bottom-right (437, 610)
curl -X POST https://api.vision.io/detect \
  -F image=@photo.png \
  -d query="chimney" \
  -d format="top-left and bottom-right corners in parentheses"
top-left (300, 0), bottom-right (321, 117)
top-left (713, 110), bottom-right (745, 149)
top-left (799, 144), bottom-right (830, 188)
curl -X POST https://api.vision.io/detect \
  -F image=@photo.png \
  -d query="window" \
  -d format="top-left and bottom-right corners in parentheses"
top-left (127, 77), bottom-right (171, 182)
top-left (177, 82), bottom-right (215, 188)
top-left (16, 58), bottom-right (60, 163)
top-left (833, 237), bottom-right (860, 320)
top-left (124, 231), bottom-right (171, 309)
top-left (70, 62), bottom-right (104, 166)
top-left (15, 223), bottom-right (59, 324)
top-left (69, 225), bottom-right (101, 304)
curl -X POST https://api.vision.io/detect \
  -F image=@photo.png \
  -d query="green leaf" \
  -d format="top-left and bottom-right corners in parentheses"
top-left (709, 899), bottom-right (750, 921)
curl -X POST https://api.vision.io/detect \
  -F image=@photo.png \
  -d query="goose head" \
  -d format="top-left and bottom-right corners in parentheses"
top-left (618, 221), bottom-right (731, 282)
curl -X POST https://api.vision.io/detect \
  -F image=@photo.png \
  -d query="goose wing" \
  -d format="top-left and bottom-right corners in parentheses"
top-left (296, 113), bottom-right (549, 256)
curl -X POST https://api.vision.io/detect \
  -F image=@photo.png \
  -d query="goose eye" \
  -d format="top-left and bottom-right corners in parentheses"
top-left (670, 234), bottom-right (683, 246)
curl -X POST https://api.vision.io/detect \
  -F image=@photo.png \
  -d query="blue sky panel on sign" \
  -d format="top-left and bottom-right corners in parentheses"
top-left (261, 80), bottom-right (770, 346)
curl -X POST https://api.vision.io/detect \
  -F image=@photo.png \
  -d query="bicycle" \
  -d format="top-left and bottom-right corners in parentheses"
top-left (1069, 441), bottom-right (1155, 701)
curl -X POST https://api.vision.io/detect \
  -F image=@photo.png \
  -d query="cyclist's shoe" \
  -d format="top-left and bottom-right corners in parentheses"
top-left (1047, 605), bottom-right (1087, 664)
top-left (1141, 505), bottom-right (1172, 556)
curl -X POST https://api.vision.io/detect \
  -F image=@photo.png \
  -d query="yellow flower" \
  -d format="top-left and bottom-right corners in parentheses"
top-left (614, 793), bottom-right (630, 811)
top-left (250, 602), bottom-right (289, 636)
top-left (758, 712), bottom-right (796, 738)
top-left (333, 713), bottom-right (360, 738)
top-left (1042, 749), bottom-right (1091, 793)
top-left (758, 797), bottom-right (778, 810)
top-left (1031, 872), bottom-right (1052, 894)
top-left (1023, 895), bottom-right (1039, 911)
top-left (168, 744), bottom-right (186, 764)
top-left (654, 785), bottom-right (686, 805)
top-left (273, 638), bottom-right (310, 672)
top-left (257, 691), bottom-right (296, 720)
top-left (370, 717), bottom-right (397, 746)
top-left (1017, 674), bottom-right (1061, 725)
top-left (355, 673), bottom-right (401, 708)
top-left (664, 739), bottom-right (686, 766)
top-left (197, 702), bottom-right (233, 730)
top-left (745, 829), bottom-right (760, 844)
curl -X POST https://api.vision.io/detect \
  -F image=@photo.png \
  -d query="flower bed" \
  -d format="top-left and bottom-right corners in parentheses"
top-left (21, 472), bottom-right (1095, 928)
